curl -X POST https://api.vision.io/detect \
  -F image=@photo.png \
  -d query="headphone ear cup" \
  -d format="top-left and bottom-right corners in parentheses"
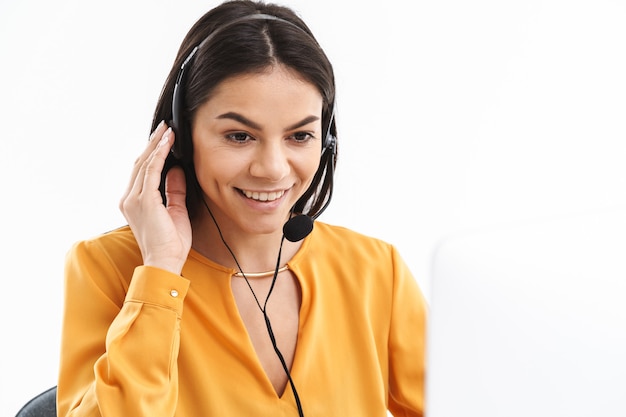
top-left (172, 83), bottom-right (183, 131)
top-left (324, 133), bottom-right (337, 155)
top-left (168, 121), bottom-right (184, 161)
top-left (171, 57), bottom-right (193, 161)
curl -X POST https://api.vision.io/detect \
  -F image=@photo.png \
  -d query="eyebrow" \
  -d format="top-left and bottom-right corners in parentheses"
top-left (216, 112), bottom-right (320, 131)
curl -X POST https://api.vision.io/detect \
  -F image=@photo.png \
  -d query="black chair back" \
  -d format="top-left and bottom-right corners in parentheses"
top-left (15, 386), bottom-right (57, 417)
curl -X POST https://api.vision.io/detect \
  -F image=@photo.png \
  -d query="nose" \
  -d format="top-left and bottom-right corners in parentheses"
top-left (249, 139), bottom-right (290, 181)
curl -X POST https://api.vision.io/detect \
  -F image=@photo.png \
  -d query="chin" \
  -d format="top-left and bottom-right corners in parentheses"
top-left (237, 214), bottom-right (289, 236)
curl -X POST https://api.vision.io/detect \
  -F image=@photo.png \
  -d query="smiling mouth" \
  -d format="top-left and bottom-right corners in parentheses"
top-left (240, 189), bottom-right (286, 202)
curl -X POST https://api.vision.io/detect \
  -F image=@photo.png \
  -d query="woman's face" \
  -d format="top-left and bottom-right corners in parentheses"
top-left (191, 65), bottom-right (324, 237)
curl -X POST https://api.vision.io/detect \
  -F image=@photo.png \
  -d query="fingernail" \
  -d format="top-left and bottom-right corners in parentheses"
top-left (150, 121), bottom-right (166, 141)
top-left (159, 128), bottom-right (172, 147)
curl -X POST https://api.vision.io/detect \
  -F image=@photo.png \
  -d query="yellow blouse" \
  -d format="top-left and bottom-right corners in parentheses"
top-left (58, 222), bottom-right (427, 416)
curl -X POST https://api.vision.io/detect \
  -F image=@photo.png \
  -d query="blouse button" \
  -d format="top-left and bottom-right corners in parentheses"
top-left (170, 289), bottom-right (179, 298)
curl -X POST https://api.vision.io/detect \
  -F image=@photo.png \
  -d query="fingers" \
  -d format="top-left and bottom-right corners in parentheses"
top-left (164, 165), bottom-right (187, 209)
top-left (120, 121), bottom-right (168, 204)
top-left (140, 127), bottom-right (174, 196)
top-left (164, 165), bottom-right (189, 224)
top-left (119, 121), bottom-right (174, 214)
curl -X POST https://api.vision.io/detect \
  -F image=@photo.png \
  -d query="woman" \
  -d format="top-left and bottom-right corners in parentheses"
top-left (57, 1), bottom-right (427, 416)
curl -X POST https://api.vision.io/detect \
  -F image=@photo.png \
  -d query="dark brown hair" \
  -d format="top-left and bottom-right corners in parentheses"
top-left (152, 0), bottom-right (337, 219)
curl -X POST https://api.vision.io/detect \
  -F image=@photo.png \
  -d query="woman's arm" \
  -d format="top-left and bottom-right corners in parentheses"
top-left (387, 246), bottom-right (428, 417)
top-left (58, 122), bottom-right (193, 416)
top-left (58, 239), bottom-right (189, 417)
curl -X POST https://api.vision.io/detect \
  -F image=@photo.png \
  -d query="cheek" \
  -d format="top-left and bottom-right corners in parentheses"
top-left (298, 149), bottom-right (324, 184)
top-left (192, 147), bottom-right (233, 188)
top-left (192, 148), bottom-right (211, 183)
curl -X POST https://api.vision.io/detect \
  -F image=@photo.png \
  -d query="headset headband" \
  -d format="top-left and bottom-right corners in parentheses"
top-left (172, 13), bottom-right (336, 152)
top-left (178, 14), bottom-right (304, 82)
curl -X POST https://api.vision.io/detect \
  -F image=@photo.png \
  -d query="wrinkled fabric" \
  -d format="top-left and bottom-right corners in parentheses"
top-left (58, 222), bottom-right (427, 416)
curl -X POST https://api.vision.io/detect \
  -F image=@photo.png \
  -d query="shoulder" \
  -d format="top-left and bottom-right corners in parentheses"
top-left (66, 225), bottom-right (142, 280)
top-left (311, 221), bottom-right (393, 249)
top-left (70, 225), bottom-right (139, 256)
top-left (308, 221), bottom-right (397, 262)
top-left (303, 222), bottom-right (421, 310)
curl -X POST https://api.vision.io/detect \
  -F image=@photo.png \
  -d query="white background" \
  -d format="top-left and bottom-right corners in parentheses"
top-left (1, 0), bottom-right (625, 414)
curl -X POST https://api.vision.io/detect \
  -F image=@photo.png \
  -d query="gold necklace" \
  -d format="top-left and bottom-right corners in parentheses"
top-left (232, 265), bottom-right (289, 278)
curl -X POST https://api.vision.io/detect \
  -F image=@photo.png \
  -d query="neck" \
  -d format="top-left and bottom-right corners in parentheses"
top-left (191, 211), bottom-right (301, 272)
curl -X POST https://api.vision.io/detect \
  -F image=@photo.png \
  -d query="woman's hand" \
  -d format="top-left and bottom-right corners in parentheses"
top-left (119, 121), bottom-right (192, 274)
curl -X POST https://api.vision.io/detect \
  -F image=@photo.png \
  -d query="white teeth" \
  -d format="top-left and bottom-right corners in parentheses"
top-left (242, 189), bottom-right (285, 202)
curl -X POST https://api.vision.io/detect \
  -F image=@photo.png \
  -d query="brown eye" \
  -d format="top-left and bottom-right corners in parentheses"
top-left (291, 132), bottom-right (313, 142)
top-left (226, 132), bottom-right (252, 142)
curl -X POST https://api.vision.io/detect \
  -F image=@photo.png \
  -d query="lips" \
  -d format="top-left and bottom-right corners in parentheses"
top-left (241, 189), bottom-right (286, 202)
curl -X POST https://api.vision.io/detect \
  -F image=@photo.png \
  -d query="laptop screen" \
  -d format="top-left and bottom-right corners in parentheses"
top-left (425, 208), bottom-right (626, 417)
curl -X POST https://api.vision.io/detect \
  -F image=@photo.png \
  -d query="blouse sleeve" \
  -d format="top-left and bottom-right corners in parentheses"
top-left (387, 246), bottom-right (428, 417)
top-left (57, 239), bottom-right (190, 417)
